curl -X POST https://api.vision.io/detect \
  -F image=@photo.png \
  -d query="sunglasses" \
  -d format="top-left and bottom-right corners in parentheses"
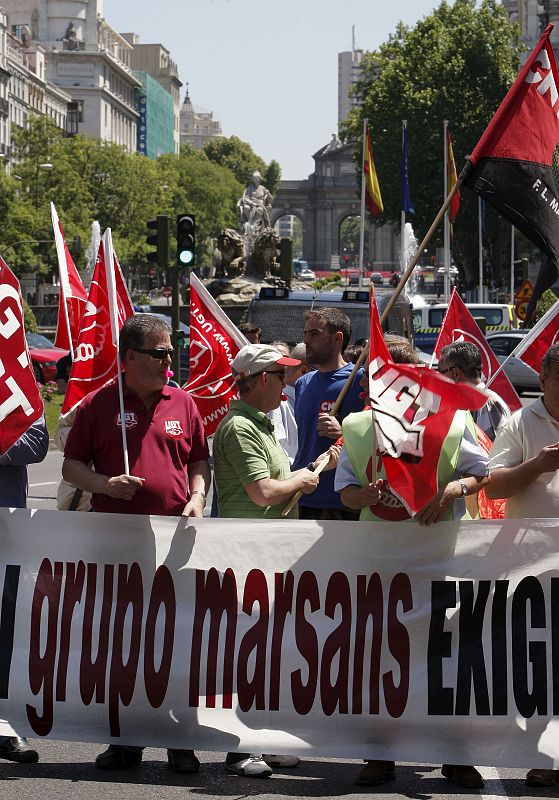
top-left (132, 347), bottom-right (174, 360)
top-left (264, 369), bottom-right (286, 379)
top-left (437, 367), bottom-right (453, 375)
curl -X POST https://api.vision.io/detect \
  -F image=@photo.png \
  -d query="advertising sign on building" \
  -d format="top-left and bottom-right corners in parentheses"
top-left (137, 94), bottom-right (147, 155)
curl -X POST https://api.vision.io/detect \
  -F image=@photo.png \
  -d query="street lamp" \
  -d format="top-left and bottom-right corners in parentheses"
top-left (35, 161), bottom-right (53, 208)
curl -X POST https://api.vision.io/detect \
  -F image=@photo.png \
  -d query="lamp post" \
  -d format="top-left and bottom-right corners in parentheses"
top-left (35, 161), bottom-right (53, 208)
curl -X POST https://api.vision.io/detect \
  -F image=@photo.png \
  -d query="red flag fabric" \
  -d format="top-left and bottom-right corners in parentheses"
top-left (368, 290), bottom-right (488, 515)
top-left (62, 239), bottom-right (134, 414)
top-left (463, 23), bottom-right (559, 320)
top-left (0, 257), bottom-right (44, 453)
top-left (51, 203), bottom-right (87, 351)
top-left (447, 129), bottom-right (460, 224)
top-left (185, 273), bottom-right (248, 435)
top-left (501, 296), bottom-right (559, 374)
top-left (433, 288), bottom-right (522, 412)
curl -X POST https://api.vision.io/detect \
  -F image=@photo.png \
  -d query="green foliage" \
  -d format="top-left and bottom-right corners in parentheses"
top-left (265, 160), bottom-right (282, 194)
top-left (1, 117), bottom-right (280, 279)
top-left (203, 135), bottom-right (277, 189)
top-left (23, 299), bottom-right (37, 332)
top-left (341, 0), bottom-right (523, 285)
top-left (536, 289), bottom-right (558, 320)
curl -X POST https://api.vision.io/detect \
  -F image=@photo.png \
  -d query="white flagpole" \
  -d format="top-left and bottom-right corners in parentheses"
top-left (103, 227), bottom-right (130, 476)
top-left (478, 196), bottom-right (483, 302)
top-left (358, 118), bottom-right (367, 290)
top-left (400, 120), bottom-right (407, 275)
top-left (443, 120), bottom-right (450, 303)
top-left (51, 202), bottom-right (75, 360)
top-left (485, 296), bottom-right (559, 388)
top-left (510, 224), bottom-right (515, 304)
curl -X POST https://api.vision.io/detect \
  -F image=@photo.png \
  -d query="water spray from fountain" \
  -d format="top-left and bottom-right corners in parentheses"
top-left (401, 223), bottom-right (427, 308)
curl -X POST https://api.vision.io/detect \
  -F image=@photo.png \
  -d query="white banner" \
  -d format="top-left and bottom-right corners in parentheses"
top-left (0, 508), bottom-right (558, 768)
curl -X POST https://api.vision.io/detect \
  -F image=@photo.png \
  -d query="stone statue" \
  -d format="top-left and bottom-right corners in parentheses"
top-left (238, 171), bottom-right (273, 233)
top-left (248, 226), bottom-right (281, 278)
top-left (63, 21), bottom-right (79, 50)
top-left (215, 228), bottom-right (245, 277)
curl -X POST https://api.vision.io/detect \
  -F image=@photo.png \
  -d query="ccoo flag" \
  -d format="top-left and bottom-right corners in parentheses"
top-left (463, 23), bottom-right (559, 320)
top-left (364, 123), bottom-right (384, 218)
top-left (401, 122), bottom-right (415, 214)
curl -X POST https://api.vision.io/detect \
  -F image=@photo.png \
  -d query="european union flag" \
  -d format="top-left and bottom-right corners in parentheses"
top-left (400, 124), bottom-right (415, 215)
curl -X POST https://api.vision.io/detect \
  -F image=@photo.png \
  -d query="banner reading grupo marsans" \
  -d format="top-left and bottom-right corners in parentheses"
top-left (0, 508), bottom-right (558, 768)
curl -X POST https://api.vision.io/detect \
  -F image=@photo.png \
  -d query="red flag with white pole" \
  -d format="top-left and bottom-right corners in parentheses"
top-left (433, 288), bottom-right (522, 412)
top-left (51, 203), bottom-right (87, 355)
top-left (62, 234), bottom-right (134, 415)
top-left (0, 257), bottom-right (44, 453)
top-left (185, 273), bottom-right (248, 435)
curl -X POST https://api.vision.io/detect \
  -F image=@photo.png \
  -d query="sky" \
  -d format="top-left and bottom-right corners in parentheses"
top-left (105, 0), bottom-right (439, 180)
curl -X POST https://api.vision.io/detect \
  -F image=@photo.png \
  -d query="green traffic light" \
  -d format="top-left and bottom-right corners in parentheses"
top-left (179, 249), bottom-right (194, 265)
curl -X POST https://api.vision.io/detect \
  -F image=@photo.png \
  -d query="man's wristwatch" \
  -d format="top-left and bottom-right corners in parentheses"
top-left (458, 480), bottom-right (468, 497)
top-left (191, 489), bottom-right (206, 506)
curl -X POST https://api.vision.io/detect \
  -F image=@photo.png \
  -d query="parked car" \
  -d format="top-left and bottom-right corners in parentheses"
top-left (25, 332), bottom-right (68, 384)
top-left (371, 272), bottom-right (384, 286)
top-left (299, 267), bottom-right (316, 281)
top-left (486, 331), bottom-right (540, 392)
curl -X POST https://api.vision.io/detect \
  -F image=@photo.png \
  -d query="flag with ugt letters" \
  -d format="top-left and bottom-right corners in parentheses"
top-left (185, 273), bottom-right (248, 436)
top-left (51, 203), bottom-right (87, 352)
top-left (463, 23), bottom-right (559, 320)
top-left (433, 288), bottom-right (522, 412)
top-left (62, 238), bottom-right (134, 415)
top-left (0, 258), bottom-right (44, 453)
top-left (368, 290), bottom-right (487, 515)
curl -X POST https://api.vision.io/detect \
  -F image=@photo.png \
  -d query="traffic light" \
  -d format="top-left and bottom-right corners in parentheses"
top-left (146, 215), bottom-right (170, 268)
top-left (176, 214), bottom-right (195, 267)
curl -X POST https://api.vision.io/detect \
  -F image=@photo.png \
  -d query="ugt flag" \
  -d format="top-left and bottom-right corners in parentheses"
top-left (185, 273), bottom-right (248, 435)
top-left (0, 258), bottom-right (44, 453)
top-left (368, 290), bottom-right (487, 515)
top-left (62, 237), bottom-right (134, 414)
top-left (433, 288), bottom-right (522, 412)
top-left (463, 23), bottom-right (559, 320)
top-left (499, 293), bottom-right (559, 374)
top-left (51, 203), bottom-right (87, 352)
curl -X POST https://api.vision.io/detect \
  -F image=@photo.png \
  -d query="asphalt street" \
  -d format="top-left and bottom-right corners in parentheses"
top-left (19, 391), bottom-right (548, 800)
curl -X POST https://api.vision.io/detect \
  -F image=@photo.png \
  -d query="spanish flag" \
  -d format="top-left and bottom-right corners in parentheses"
top-left (447, 128), bottom-right (460, 224)
top-left (364, 124), bottom-right (384, 218)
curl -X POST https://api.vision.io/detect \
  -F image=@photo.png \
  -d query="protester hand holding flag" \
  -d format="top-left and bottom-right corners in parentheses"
top-left (185, 272), bottom-right (248, 436)
top-left (433, 288), bottom-right (522, 412)
top-left (62, 233), bottom-right (134, 415)
top-left (0, 257), bottom-right (44, 453)
top-left (51, 203), bottom-right (87, 354)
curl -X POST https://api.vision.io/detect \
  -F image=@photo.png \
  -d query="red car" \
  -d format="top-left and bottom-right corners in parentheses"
top-left (26, 332), bottom-right (68, 384)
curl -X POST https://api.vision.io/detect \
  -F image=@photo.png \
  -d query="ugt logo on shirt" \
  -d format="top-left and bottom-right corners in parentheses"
top-left (116, 411), bottom-right (138, 429)
top-left (320, 400), bottom-right (334, 414)
top-left (165, 419), bottom-right (183, 438)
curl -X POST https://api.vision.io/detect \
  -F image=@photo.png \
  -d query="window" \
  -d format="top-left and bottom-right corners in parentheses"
top-left (488, 337), bottom-right (513, 357)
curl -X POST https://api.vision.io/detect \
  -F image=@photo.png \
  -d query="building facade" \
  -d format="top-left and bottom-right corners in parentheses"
top-left (179, 88), bottom-right (222, 149)
top-left (122, 34), bottom-right (182, 154)
top-left (338, 48), bottom-right (363, 127)
top-left (502, 0), bottom-right (559, 54)
top-left (134, 70), bottom-right (174, 158)
top-left (1, 0), bottom-right (140, 152)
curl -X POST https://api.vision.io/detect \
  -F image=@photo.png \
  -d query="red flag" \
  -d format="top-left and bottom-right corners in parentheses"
top-left (368, 291), bottom-right (488, 515)
top-left (499, 294), bottom-right (559, 374)
top-left (433, 289), bottom-right (522, 412)
top-left (62, 238), bottom-right (134, 414)
top-left (364, 124), bottom-right (384, 218)
top-left (0, 257), bottom-right (44, 453)
top-left (185, 273), bottom-right (248, 435)
top-left (447, 129), bottom-right (460, 224)
top-left (463, 23), bottom-right (559, 319)
top-left (51, 203), bottom-right (87, 352)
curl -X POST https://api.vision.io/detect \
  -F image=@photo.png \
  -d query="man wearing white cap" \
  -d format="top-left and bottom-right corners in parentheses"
top-left (213, 344), bottom-right (335, 776)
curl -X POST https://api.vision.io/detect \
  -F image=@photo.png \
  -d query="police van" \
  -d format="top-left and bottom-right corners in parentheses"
top-left (413, 303), bottom-right (516, 354)
top-left (245, 287), bottom-right (413, 346)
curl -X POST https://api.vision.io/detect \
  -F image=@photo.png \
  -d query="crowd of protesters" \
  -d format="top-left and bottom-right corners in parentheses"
top-left (3, 309), bottom-right (559, 789)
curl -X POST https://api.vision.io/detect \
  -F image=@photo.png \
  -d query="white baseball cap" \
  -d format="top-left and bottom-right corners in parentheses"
top-left (231, 344), bottom-right (300, 381)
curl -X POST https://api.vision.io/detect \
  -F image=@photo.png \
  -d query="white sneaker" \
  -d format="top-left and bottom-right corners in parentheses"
top-left (225, 755), bottom-right (272, 777)
top-left (263, 754), bottom-right (300, 767)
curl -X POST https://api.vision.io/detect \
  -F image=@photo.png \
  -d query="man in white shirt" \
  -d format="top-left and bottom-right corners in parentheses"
top-left (487, 343), bottom-right (559, 787)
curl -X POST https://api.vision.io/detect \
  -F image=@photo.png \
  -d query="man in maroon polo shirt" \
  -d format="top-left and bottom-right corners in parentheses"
top-left (63, 314), bottom-right (210, 774)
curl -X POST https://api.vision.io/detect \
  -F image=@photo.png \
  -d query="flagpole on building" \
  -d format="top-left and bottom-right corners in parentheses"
top-left (478, 197), bottom-right (484, 302)
top-left (400, 120), bottom-right (407, 274)
top-left (103, 228), bottom-right (130, 476)
top-left (510, 224), bottom-right (515, 304)
top-left (358, 118), bottom-right (368, 290)
top-left (443, 120), bottom-right (450, 302)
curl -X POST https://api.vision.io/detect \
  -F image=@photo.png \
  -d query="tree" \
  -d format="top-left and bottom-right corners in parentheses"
top-left (203, 136), bottom-right (274, 188)
top-left (341, 0), bottom-right (523, 286)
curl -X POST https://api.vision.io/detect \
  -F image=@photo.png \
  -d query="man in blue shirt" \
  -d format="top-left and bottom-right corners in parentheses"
top-left (292, 308), bottom-right (364, 519)
top-left (0, 414), bottom-right (48, 762)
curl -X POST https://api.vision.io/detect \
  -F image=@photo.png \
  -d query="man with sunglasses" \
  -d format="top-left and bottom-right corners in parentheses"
top-left (63, 314), bottom-right (210, 774)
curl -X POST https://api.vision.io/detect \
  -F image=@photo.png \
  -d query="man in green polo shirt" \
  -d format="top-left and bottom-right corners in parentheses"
top-left (214, 343), bottom-right (332, 777)
top-left (214, 343), bottom-right (320, 519)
